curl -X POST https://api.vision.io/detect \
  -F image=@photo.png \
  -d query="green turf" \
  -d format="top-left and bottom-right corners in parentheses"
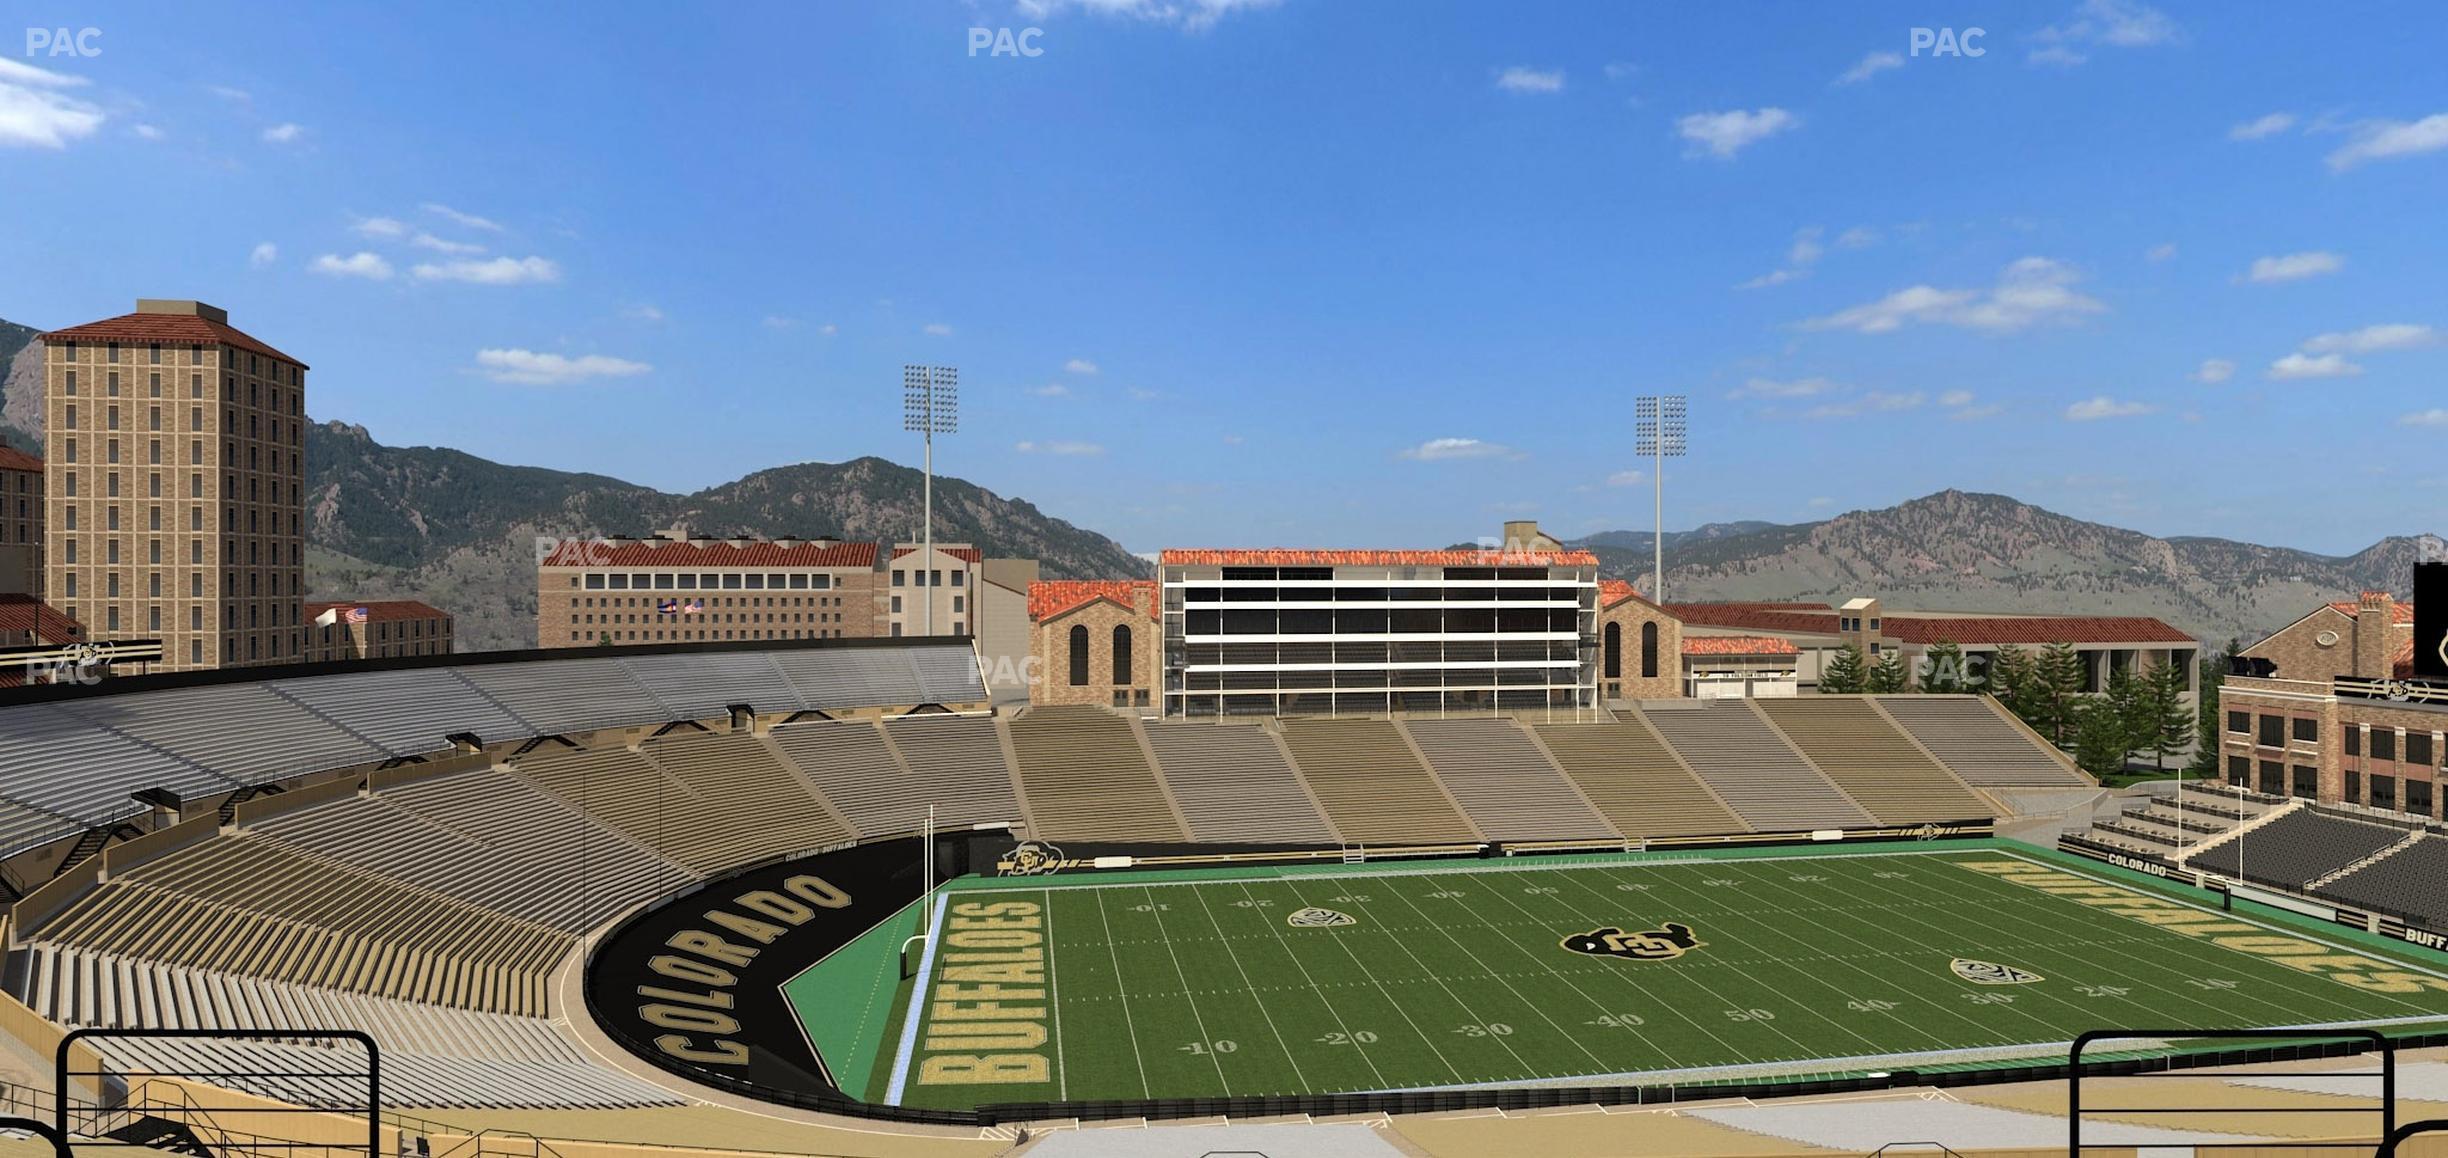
top-left (864, 846), bottom-right (2448, 1111)
top-left (781, 893), bottom-right (929, 1102)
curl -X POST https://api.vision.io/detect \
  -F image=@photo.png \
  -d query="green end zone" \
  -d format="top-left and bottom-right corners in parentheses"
top-left (806, 842), bottom-right (2448, 1114)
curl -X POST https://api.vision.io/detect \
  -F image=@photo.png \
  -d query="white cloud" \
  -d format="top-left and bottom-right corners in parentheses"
top-left (2229, 112), bottom-right (2297, 141)
top-left (2065, 396), bottom-right (2157, 421)
top-left (761, 316), bottom-right (800, 330)
top-left (817, 323), bottom-right (839, 336)
top-left (1938, 389), bottom-right (1976, 408)
top-left (2268, 352), bottom-right (2362, 380)
top-left (1801, 257), bottom-right (2106, 334)
top-left (1013, 0), bottom-right (1280, 32)
top-left (1029, 383), bottom-right (1071, 398)
top-left (1835, 51), bottom-right (1903, 86)
top-left (249, 242), bottom-right (279, 269)
top-left (1676, 108), bottom-right (1798, 159)
top-left (353, 216), bottom-right (408, 239)
top-left (131, 123), bottom-right (164, 141)
top-left (1730, 376), bottom-right (1836, 399)
top-left (1494, 67), bottom-right (1565, 95)
top-left (2327, 113), bottom-right (2448, 171)
top-left (1834, 226), bottom-right (1879, 250)
top-left (422, 202), bottom-right (504, 232)
top-left (2300, 323), bottom-right (2437, 355)
top-left (1221, 434), bottom-right (1245, 445)
top-left (474, 348), bottom-right (651, 386)
top-left (1064, 358), bottom-right (1099, 375)
top-left (2191, 358), bottom-right (2235, 384)
top-left (0, 59), bottom-right (105, 149)
top-left (1399, 437), bottom-right (1516, 462)
top-left (260, 122), bottom-right (305, 144)
top-left (2029, 0), bottom-right (2180, 65)
top-left (2243, 251), bottom-right (2343, 284)
top-left (1736, 268), bottom-right (1804, 290)
top-left (1126, 386), bottom-right (1159, 401)
top-left (207, 84), bottom-right (252, 103)
top-left (2399, 409), bottom-right (2448, 428)
top-left (923, 322), bottom-right (954, 336)
top-left (1740, 227), bottom-right (1834, 289)
top-left (1807, 391), bottom-right (1926, 419)
top-left (411, 233), bottom-right (485, 255)
top-left (2145, 242), bottom-right (2177, 262)
top-left (410, 256), bottom-right (560, 285)
top-left (622, 304), bottom-right (666, 323)
top-left (1602, 61), bottom-right (1639, 82)
top-left (1948, 403), bottom-right (2005, 421)
top-left (1013, 439), bottom-right (1106, 456)
top-left (1605, 469), bottom-right (1646, 487)
top-left (309, 252), bottom-right (393, 280)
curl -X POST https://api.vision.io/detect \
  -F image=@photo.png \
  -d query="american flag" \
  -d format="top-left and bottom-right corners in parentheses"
top-left (687, 599), bottom-right (705, 614)
top-left (344, 607), bottom-right (369, 624)
top-left (657, 599), bottom-right (677, 615)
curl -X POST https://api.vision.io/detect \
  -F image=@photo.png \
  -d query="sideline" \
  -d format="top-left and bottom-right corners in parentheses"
top-left (881, 889), bottom-right (954, 1106)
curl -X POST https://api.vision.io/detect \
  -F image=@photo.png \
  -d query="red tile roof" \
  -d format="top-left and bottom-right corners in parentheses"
top-left (306, 600), bottom-right (451, 624)
top-left (43, 311), bottom-right (307, 369)
top-left (2394, 637), bottom-right (2417, 678)
top-left (0, 595), bottom-right (84, 642)
top-left (2328, 599), bottom-right (2415, 626)
top-left (891, 546), bottom-right (983, 563)
top-left (0, 447), bottom-right (41, 473)
top-left (539, 539), bottom-right (879, 568)
top-left (1161, 548), bottom-right (1598, 567)
top-left (1683, 635), bottom-right (1800, 656)
top-left (1666, 603), bottom-right (2194, 645)
top-left (1029, 579), bottom-right (1157, 622)
top-left (1599, 579), bottom-right (1665, 609)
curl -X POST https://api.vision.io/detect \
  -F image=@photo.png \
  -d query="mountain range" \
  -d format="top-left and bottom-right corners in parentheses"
top-left (1, 314), bottom-right (2432, 652)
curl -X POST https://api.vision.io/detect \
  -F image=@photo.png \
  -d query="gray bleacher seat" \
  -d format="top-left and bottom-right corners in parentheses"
top-left (1142, 722), bottom-right (1337, 844)
top-left (456, 657), bottom-right (670, 736)
top-left (1635, 700), bottom-right (1876, 831)
top-left (2319, 836), bottom-right (2448, 926)
top-left (909, 644), bottom-right (988, 704)
top-left (774, 648), bottom-right (926, 709)
top-left (1876, 696), bottom-right (2088, 787)
top-left (58, 684), bottom-right (383, 792)
top-left (1403, 718), bottom-right (1614, 842)
top-left (265, 668), bottom-right (530, 757)
top-left (619, 651), bottom-right (804, 721)
top-left (2188, 809), bottom-right (2408, 888)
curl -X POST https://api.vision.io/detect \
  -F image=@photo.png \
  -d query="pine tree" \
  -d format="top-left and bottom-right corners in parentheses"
top-left (2037, 642), bottom-right (2088, 748)
top-left (2145, 659), bottom-right (2194, 775)
top-left (2106, 666), bottom-right (2149, 774)
top-left (1865, 649), bottom-right (1909, 694)
top-left (2072, 698), bottom-right (2130, 778)
top-left (2187, 646), bottom-right (2229, 778)
top-left (1920, 639), bottom-right (1968, 694)
top-left (1987, 642), bottom-right (2035, 722)
top-left (1820, 642), bottom-right (1868, 694)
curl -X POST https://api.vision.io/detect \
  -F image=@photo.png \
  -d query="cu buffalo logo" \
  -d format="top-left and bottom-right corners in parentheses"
top-left (1561, 922), bottom-right (1704, 961)
top-left (1000, 841), bottom-right (1065, 876)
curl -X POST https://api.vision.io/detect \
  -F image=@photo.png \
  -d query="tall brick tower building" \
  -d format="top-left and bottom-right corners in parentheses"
top-left (41, 300), bottom-right (307, 670)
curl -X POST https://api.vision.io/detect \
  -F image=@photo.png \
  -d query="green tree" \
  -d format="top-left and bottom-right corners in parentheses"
top-left (1865, 648), bottom-right (1910, 694)
top-left (1919, 639), bottom-right (1968, 694)
top-left (2037, 642), bottom-right (2088, 748)
top-left (2072, 698), bottom-right (2131, 778)
top-left (2187, 645), bottom-right (2230, 778)
top-left (1987, 642), bottom-right (2036, 722)
top-left (1820, 642), bottom-right (1868, 694)
top-left (2142, 659), bottom-right (2195, 775)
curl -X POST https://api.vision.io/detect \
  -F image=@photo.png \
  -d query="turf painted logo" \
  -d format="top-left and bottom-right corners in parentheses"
top-left (1286, 907), bottom-right (1355, 928)
top-left (1562, 922), bottom-right (1704, 961)
top-left (999, 841), bottom-right (1065, 877)
top-left (1950, 957), bottom-right (2044, 985)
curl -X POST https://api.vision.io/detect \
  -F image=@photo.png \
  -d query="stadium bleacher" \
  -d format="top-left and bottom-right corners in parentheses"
top-left (1006, 707), bottom-right (1187, 843)
top-left (2321, 834), bottom-right (2448, 927)
top-left (1277, 718), bottom-right (1478, 846)
top-left (263, 668), bottom-right (532, 757)
top-left (2184, 808), bottom-right (2409, 888)
top-left (876, 714), bottom-right (1027, 831)
top-left (1752, 697), bottom-right (1992, 824)
top-left (1401, 718), bottom-right (1612, 842)
top-left (510, 747), bottom-right (751, 874)
top-left (1533, 719), bottom-right (1751, 838)
top-left (765, 718), bottom-right (921, 838)
top-left (637, 730), bottom-right (855, 859)
top-left (1874, 696), bottom-right (2089, 786)
top-left (1638, 700), bottom-right (1878, 831)
top-left (1141, 721), bottom-right (1339, 844)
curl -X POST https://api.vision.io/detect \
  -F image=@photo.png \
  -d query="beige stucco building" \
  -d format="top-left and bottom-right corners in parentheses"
top-left (1027, 580), bottom-right (1160, 709)
top-left (537, 536), bottom-right (882, 648)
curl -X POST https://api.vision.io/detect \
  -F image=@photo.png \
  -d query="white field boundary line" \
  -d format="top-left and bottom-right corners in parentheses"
top-left (1046, 886), bottom-right (1065, 1102)
top-left (1988, 847), bottom-right (2448, 985)
top-left (881, 891), bottom-right (953, 1107)
top-left (953, 845), bottom-right (1982, 895)
top-left (779, 889), bottom-right (934, 1091)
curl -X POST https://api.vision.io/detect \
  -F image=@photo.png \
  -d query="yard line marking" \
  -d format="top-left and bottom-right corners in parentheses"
top-left (1221, 879), bottom-right (1394, 1090)
top-left (1305, 880), bottom-right (1546, 1080)
top-left (1142, 885), bottom-right (1233, 1094)
top-left (1546, 866), bottom-right (1853, 1061)
top-left (1245, 878), bottom-right (1468, 1085)
top-left (881, 888), bottom-right (950, 1107)
top-left (1045, 887), bottom-right (1066, 1102)
top-left (1376, 872), bottom-right (1618, 1073)
top-left (1855, 854), bottom-right (2357, 1028)
top-left (1464, 869), bottom-right (1740, 1059)
top-left (1187, 883), bottom-right (1314, 1092)
top-left (1091, 888), bottom-right (1153, 1099)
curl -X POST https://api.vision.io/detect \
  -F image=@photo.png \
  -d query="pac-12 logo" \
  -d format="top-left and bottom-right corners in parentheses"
top-left (1950, 957), bottom-right (2043, 985)
top-left (1561, 922), bottom-right (1704, 961)
top-left (1286, 907), bottom-right (1355, 928)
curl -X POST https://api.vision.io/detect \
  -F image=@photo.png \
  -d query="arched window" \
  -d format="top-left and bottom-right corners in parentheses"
top-left (1640, 621), bottom-right (1659, 679)
top-left (1603, 621), bottom-right (1622, 679)
top-left (1068, 624), bottom-right (1089, 686)
top-left (1112, 624), bottom-right (1134, 685)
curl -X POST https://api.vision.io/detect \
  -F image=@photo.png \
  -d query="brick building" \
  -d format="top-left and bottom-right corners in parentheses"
top-left (537, 536), bottom-right (881, 647)
top-left (41, 300), bottom-right (307, 671)
top-left (2220, 588), bottom-right (2440, 815)
top-left (0, 446), bottom-right (41, 598)
top-left (1596, 579), bottom-right (1681, 701)
top-left (304, 600), bottom-right (455, 662)
top-left (1027, 580), bottom-right (1160, 709)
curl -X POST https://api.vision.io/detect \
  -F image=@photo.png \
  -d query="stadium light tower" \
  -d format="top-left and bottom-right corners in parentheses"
top-left (903, 366), bottom-right (958, 635)
top-left (1634, 395), bottom-right (1687, 602)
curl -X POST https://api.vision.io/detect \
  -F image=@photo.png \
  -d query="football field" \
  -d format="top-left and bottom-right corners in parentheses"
top-left (872, 846), bottom-right (2448, 1111)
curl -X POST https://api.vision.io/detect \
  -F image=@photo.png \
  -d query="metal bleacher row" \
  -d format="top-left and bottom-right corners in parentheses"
top-left (0, 642), bottom-right (991, 858)
top-left (3, 671), bottom-right (2084, 1109)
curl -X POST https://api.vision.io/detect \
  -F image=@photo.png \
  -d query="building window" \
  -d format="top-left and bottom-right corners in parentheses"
top-left (2408, 732), bottom-right (2434, 767)
top-left (2227, 710), bottom-right (2250, 734)
top-left (2257, 714), bottom-right (2284, 747)
top-left (892, 570), bottom-right (905, 587)
top-left (1603, 621), bottom-right (1622, 680)
top-left (2227, 754), bottom-right (2250, 785)
top-left (1113, 624), bottom-right (1133, 685)
top-left (1069, 624), bottom-right (1089, 687)
top-left (2372, 729), bottom-right (2397, 762)
top-left (2347, 728), bottom-right (2361, 757)
top-left (2292, 717), bottom-right (2318, 743)
top-left (1640, 621), bottom-right (1659, 679)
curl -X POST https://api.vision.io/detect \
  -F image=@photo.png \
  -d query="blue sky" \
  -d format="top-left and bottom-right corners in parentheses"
top-left (3, 1), bottom-right (2445, 556)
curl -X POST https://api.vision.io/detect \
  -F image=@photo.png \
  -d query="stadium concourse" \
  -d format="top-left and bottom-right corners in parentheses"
top-left (0, 635), bottom-right (2438, 1157)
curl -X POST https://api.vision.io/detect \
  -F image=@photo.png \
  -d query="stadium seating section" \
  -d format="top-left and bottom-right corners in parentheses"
top-left (0, 640), bottom-right (2106, 1110)
top-left (2184, 807), bottom-right (2410, 889)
